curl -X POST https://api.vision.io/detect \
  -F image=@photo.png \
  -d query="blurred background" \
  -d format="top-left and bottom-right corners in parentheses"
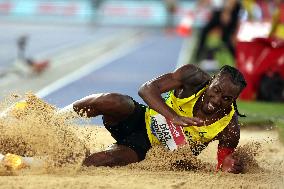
top-left (0, 0), bottom-right (283, 140)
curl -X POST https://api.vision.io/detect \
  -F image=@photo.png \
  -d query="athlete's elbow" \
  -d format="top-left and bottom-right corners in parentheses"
top-left (139, 81), bottom-right (155, 98)
top-left (138, 83), bottom-right (148, 99)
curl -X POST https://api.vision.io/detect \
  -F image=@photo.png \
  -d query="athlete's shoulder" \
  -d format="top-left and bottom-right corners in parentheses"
top-left (175, 64), bottom-right (201, 72)
top-left (174, 64), bottom-right (211, 86)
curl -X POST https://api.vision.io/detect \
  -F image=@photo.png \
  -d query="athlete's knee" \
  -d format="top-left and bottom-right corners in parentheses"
top-left (73, 93), bottom-right (133, 117)
top-left (89, 93), bottom-right (134, 114)
top-left (104, 93), bottom-right (134, 110)
top-left (73, 93), bottom-right (110, 116)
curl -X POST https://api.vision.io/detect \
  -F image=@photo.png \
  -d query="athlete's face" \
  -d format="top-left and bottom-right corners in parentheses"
top-left (202, 73), bottom-right (241, 115)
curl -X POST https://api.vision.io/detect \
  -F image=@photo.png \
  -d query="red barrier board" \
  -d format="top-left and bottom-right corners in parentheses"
top-left (236, 38), bottom-right (284, 100)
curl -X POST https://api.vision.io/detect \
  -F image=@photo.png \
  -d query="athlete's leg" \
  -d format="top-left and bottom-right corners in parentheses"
top-left (65, 93), bottom-right (142, 166)
top-left (82, 144), bottom-right (139, 167)
top-left (64, 93), bottom-right (135, 125)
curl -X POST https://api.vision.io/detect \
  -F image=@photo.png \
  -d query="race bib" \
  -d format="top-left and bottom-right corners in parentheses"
top-left (150, 114), bottom-right (187, 151)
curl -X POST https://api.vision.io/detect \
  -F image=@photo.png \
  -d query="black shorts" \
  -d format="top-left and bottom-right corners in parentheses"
top-left (103, 100), bottom-right (151, 161)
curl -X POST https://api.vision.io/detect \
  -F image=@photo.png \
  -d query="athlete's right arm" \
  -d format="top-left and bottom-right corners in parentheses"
top-left (138, 64), bottom-right (206, 126)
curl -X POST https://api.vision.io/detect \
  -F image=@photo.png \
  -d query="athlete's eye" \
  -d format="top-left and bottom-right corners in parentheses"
top-left (223, 97), bottom-right (231, 101)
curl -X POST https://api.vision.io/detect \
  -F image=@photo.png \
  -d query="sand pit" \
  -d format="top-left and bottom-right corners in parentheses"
top-left (0, 94), bottom-right (283, 189)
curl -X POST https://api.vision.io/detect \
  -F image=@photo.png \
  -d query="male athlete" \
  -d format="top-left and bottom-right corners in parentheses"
top-left (60, 64), bottom-right (246, 174)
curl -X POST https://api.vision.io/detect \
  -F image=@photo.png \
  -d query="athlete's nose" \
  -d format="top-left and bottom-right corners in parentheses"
top-left (211, 94), bottom-right (221, 108)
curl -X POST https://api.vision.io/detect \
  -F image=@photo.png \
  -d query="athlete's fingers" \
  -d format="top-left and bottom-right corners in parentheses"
top-left (233, 161), bottom-right (242, 167)
top-left (191, 117), bottom-right (204, 123)
top-left (228, 165), bottom-right (243, 174)
top-left (183, 117), bottom-right (204, 126)
top-left (172, 116), bottom-right (204, 127)
top-left (225, 158), bottom-right (243, 174)
top-left (179, 119), bottom-right (199, 126)
top-left (234, 161), bottom-right (244, 173)
top-left (233, 164), bottom-right (243, 173)
top-left (171, 116), bottom-right (189, 126)
top-left (232, 157), bottom-right (243, 167)
top-left (192, 117), bottom-right (204, 126)
top-left (229, 167), bottom-right (237, 173)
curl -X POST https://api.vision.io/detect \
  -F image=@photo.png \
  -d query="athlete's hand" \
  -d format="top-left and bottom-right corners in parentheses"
top-left (221, 154), bottom-right (243, 174)
top-left (171, 115), bottom-right (204, 127)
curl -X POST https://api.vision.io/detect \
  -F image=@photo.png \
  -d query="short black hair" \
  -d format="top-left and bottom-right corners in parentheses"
top-left (219, 65), bottom-right (247, 91)
top-left (219, 65), bottom-right (247, 117)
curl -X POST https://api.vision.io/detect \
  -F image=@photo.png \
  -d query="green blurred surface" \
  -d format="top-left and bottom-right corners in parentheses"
top-left (237, 100), bottom-right (284, 123)
top-left (237, 100), bottom-right (284, 142)
top-left (237, 101), bottom-right (284, 144)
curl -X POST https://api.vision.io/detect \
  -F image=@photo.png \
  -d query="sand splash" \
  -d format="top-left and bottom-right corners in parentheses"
top-left (0, 93), bottom-right (281, 181)
top-left (127, 142), bottom-right (263, 174)
top-left (127, 145), bottom-right (213, 172)
top-left (0, 93), bottom-right (88, 175)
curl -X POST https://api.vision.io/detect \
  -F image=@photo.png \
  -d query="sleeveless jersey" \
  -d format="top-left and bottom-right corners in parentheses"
top-left (145, 87), bottom-right (235, 151)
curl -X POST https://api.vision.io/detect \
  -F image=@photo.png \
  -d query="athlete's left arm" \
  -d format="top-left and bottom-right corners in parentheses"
top-left (216, 114), bottom-right (244, 174)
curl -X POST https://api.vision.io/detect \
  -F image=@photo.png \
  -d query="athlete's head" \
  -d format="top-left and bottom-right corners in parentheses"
top-left (202, 65), bottom-right (247, 115)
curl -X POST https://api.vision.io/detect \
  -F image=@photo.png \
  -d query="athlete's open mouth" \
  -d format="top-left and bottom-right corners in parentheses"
top-left (207, 102), bottom-right (216, 111)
